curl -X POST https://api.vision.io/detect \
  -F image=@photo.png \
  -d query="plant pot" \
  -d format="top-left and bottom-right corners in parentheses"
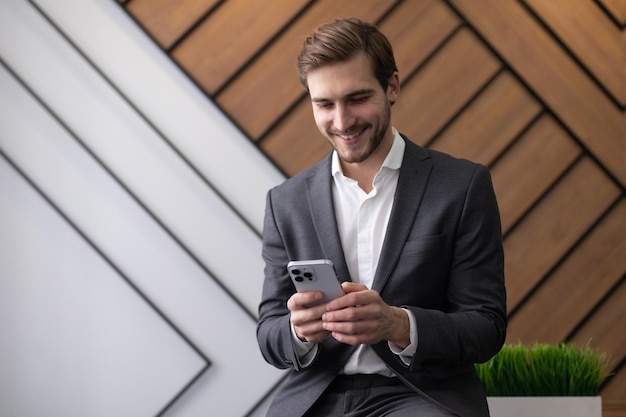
top-left (487, 396), bottom-right (602, 417)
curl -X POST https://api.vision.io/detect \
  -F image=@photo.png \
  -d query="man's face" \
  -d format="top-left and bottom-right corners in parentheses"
top-left (307, 52), bottom-right (399, 168)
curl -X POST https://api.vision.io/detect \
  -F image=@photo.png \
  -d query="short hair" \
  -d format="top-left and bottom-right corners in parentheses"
top-left (297, 18), bottom-right (398, 91)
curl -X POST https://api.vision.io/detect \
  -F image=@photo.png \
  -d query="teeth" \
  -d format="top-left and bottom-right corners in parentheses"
top-left (339, 128), bottom-right (364, 139)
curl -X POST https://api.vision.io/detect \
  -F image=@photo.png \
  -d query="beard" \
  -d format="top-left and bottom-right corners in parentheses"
top-left (330, 100), bottom-right (392, 165)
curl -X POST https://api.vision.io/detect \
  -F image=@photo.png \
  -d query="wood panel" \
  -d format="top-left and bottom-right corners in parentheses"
top-left (525, 0), bottom-right (626, 106)
top-left (507, 201), bottom-right (626, 344)
top-left (571, 277), bottom-right (626, 359)
top-left (504, 157), bottom-right (620, 310)
top-left (490, 114), bottom-right (581, 233)
top-left (430, 70), bottom-right (541, 167)
top-left (450, 0), bottom-right (625, 185)
top-left (601, 364), bottom-right (626, 412)
top-left (377, 0), bottom-right (461, 84)
top-left (125, 0), bottom-right (219, 49)
top-left (172, 0), bottom-right (308, 94)
top-left (121, 0), bottom-right (626, 412)
top-left (393, 27), bottom-right (501, 145)
top-left (571, 277), bottom-right (626, 406)
top-left (598, 0), bottom-right (626, 25)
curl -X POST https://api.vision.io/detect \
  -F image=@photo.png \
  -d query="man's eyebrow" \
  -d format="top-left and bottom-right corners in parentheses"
top-left (311, 89), bottom-right (375, 103)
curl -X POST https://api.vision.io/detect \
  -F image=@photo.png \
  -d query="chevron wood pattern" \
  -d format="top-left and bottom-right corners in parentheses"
top-left (123, 0), bottom-right (625, 414)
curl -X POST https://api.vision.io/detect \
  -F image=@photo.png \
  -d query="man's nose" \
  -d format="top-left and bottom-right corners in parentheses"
top-left (334, 105), bottom-right (354, 132)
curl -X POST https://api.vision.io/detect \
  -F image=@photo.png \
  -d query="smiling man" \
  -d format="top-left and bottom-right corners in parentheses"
top-left (257, 18), bottom-right (507, 417)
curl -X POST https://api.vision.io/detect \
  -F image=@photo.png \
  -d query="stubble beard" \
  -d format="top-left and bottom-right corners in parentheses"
top-left (332, 102), bottom-right (391, 165)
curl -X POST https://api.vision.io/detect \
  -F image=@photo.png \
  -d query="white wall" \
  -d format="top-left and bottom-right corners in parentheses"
top-left (0, 1), bottom-right (286, 416)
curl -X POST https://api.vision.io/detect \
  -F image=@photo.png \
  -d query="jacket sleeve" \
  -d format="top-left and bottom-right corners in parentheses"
top-left (256, 188), bottom-right (308, 371)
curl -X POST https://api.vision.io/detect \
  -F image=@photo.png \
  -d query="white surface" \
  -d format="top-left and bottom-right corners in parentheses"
top-left (487, 396), bottom-right (602, 417)
top-left (0, 0), bottom-right (287, 415)
top-left (0, 157), bottom-right (206, 417)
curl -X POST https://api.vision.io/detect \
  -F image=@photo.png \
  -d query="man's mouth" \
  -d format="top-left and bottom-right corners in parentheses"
top-left (336, 127), bottom-right (366, 142)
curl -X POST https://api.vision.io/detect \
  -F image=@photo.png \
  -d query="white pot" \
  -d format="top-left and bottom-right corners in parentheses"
top-left (487, 396), bottom-right (602, 417)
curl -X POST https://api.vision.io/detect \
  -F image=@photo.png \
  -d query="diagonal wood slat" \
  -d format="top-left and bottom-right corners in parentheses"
top-left (503, 156), bottom-right (620, 310)
top-left (430, 70), bottom-right (542, 168)
top-left (490, 114), bottom-right (581, 233)
top-left (126, 0), bottom-right (219, 49)
top-left (172, 0), bottom-right (308, 95)
top-left (525, 0), bottom-right (626, 106)
top-left (570, 277), bottom-right (626, 371)
top-left (393, 27), bottom-right (501, 145)
top-left (451, 0), bottom-right (625, 185)
top-left (598, 0), bottom-right (626, 26)
top-left (507, 200), bottom-right (626, 344)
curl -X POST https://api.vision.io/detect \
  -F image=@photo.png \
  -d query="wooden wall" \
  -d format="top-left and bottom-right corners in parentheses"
top-left (119, 0), bottom-right (625, 413)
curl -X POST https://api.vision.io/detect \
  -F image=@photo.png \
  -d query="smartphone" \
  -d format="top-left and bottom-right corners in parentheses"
top-left (287, 259), bottom-right (344, 307)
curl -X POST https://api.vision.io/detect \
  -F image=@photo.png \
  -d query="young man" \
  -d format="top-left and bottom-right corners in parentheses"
top-left (257, 18), bottom-right (506, 417)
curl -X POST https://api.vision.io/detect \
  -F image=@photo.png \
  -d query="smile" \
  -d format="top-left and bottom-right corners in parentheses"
top-left (336, 127), bottom-right (366, 141)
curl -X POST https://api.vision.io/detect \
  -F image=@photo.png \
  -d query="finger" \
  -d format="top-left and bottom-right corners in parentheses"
top-left (287, 291), bottom-right (324, 311)
top-left (299, 328), bottom-right (332, 344)
top-left (331, 331), bottom-right (379, 346)
top-left (322, 304), bottom-right (362, 323)
top-left (341, 282), bottom-right (368, 293)
top-left (326, 290), bottom-right (378, 312)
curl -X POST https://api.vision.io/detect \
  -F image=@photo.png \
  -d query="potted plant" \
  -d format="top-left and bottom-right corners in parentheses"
top-left (476, 342), bottom-right (611, 417)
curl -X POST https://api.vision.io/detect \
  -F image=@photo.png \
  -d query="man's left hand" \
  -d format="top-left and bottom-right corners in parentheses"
top-left (321, 282), bottom-right (410, 348)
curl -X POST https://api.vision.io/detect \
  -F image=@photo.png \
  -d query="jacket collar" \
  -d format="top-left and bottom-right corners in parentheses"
top-left (305, 135), bottom-right (432, 289)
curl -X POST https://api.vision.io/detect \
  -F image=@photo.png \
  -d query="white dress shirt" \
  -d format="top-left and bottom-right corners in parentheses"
top-left (293, 129), bottom-right (418, 374)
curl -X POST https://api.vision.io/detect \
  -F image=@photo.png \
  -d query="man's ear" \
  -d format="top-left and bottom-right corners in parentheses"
top-left (387, 71), bottom-right (400, 105)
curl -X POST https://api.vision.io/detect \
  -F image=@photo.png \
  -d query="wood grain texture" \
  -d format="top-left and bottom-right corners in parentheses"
top-left (490, 114), bottom-right (581, 232)
top-left (172, 0), bottom-right (308, 94)
top-left (430, 71), bottom-right (542, 168)
top-left (503, 157), bottom-right (619, 310)
top-left (598, 0), bottom-right (626, 26)
top-left (525, 0), bottom-right (626, 105)
top-left (451, 0), bottom-right (625, 185)
top-left (392, 27), bottom-right (501, 145)
top-left (126, 0), bottom-right (219, 49)
top-left (507, 201), bottom-right (626, 344)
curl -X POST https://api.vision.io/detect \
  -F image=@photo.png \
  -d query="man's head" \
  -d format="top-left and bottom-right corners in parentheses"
top-left (299, 19), bottom-right (400, 172)
top-left (297, 18), bottom-right (398, 94)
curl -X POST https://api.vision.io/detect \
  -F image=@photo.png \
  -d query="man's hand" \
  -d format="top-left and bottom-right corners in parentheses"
top-left (287, 291), bottom-right (332, 343)
top-left (321, 282), bottom-right (410, 348)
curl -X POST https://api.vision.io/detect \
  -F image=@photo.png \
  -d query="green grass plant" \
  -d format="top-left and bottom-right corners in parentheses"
top-left (475, 342), bottom-right (611, 396)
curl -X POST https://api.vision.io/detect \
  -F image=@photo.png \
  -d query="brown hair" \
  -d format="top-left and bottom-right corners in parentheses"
top-left (297, 18), bottom-right (398, 91)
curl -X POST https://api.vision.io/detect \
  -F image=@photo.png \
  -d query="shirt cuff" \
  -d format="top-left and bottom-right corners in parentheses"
top-left (388, 308), bottom-right (418, 366)
top-left (290, 321), bottom-right (318, 367)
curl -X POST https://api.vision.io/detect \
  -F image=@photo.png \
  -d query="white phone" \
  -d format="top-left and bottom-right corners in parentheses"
top-left (287, 259), bottom-right (344, 306)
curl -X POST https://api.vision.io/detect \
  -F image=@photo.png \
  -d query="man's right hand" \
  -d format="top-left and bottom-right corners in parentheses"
top-left (288, 291), bottom-right (332, 343)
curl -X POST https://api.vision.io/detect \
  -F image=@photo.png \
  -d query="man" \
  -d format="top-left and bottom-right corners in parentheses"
top-left (257, 18), bottom-right (506, 417)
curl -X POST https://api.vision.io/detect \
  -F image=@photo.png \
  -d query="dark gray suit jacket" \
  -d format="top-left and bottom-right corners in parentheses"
top-left (257, 137), bottom-right (506, 417)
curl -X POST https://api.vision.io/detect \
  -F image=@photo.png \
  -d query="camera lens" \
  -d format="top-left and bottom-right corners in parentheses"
top-left (304, 272), bottom-right (313, 280)
top-left (294, 276), bottom-right (303, 282)
top-left (291, 269), bottom-right (301, 275)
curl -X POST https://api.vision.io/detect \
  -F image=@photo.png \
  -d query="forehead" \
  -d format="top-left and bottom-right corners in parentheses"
top-left (307, 52), bottom-right (380, 100)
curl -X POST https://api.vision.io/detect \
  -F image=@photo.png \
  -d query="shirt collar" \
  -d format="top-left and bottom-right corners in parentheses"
top-left (332, 127), bottom-right (405, 176)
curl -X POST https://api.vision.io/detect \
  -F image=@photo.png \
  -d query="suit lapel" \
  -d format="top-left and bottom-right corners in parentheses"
top-left (306, 156), bottom-right (352, 283)
top-left (372, 139), bottom-right (433, 293)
